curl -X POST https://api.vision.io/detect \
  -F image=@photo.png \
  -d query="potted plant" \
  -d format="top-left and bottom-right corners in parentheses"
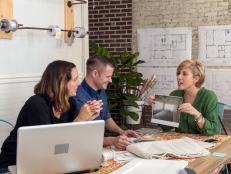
top-left (90, 43), bottom-right (155, 126)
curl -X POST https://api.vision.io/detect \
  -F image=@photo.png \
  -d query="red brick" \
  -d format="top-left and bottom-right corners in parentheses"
top-left (116, 5), bottom-right (127, 8)
top-left (99, 10), bottom-right (109, 13)
top-left (89, 0), bottom-right (132, 126)
top-left (110, 26), bottom-right (121, 30)
top-left (99, 27), bottom-right (109, 31)
top-left (110, 9), bottom-right (121, 13)
top-left (122, 17), bottom-right (132, 21)
top-left (110, 18), bottom-right (121, 22)
top-left (121, 8), bottom-right (132, 13)
top-left (116, 22), bottom-right (127, 25)
top-left (105, 14), bottom-right (115, 18)
top-left (105, 31), bottom-right (116, 34)
top-left (99, 18), bottom-right (110, 22)
top-left (110, 1), bottom-right (121, 5)
top-left (110, 35), bottom-right (121, 38)
top-left (105, 5), bottom-right (116, 9)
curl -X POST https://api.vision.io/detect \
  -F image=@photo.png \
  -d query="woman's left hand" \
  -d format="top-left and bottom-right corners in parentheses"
top-left (178, 103), bottom-right (200, 117)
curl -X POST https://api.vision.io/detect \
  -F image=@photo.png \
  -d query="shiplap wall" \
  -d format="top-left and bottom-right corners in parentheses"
top-left (0, 0), bottom-right (88, 147)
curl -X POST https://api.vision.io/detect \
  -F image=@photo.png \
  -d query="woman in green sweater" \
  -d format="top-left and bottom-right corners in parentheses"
top-left (148, 59), bottom-right (220, 135)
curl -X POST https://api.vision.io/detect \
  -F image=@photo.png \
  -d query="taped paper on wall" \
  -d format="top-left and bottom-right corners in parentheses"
top-left (199, 25), bottom-right (231, 66)
top-left (137, 27), bottom-right (192, 66)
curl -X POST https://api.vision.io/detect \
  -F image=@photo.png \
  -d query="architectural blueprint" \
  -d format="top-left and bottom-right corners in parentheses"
top-left (199, 25), bottom-right (231, 66)
top-left (137, 67), bottom-right (177, 96)
top-left (204, 69), bottom-right (231, 105)
top-left (137, 28), bottom-right (192, 66)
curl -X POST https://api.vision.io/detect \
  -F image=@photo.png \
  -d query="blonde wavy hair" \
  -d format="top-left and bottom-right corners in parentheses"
top-left (177, 59), bottom-right (205, 87)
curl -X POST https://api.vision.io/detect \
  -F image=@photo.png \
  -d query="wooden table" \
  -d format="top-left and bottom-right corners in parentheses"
top-left (188, 137), bottom-right (231, 174)
top-left (88, 131), bottom-right (231, 174)
top-left (146, 131), bottom-right (231, 174)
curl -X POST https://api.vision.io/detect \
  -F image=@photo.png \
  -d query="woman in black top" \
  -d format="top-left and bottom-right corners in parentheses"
top-left (0, 60), bottom-right (102, 171)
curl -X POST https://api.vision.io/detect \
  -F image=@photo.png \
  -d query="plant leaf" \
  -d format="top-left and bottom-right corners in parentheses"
top-left (120, 109), bottom-right (139, 121)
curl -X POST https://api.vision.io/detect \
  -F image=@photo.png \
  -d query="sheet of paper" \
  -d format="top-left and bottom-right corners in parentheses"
top-left (137, 27), bottom-right (192, 66)
top-left (204, 69), bottom-right (231, 105)
top-left (198, 25), bottom-right (231, 66)
top-left (111, 158), bottom-right (188, 174)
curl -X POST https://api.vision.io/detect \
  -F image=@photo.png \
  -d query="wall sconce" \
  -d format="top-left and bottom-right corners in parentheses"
top-left (0, 19), bottom-right (18, 33)
top-left (67, 0), bottom-right (87, 7)
top-left (0, 19), bottom-right (88, 46)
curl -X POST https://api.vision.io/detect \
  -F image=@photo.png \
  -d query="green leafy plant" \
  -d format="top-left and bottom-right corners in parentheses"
top-left (90, 42), bottom-right (145, 122)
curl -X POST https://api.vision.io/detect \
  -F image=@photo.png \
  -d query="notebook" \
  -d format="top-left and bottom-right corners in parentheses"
top-left (151, 95), bottom-right (183, 127)
top-left (12, 120), bottom-right (105, 174)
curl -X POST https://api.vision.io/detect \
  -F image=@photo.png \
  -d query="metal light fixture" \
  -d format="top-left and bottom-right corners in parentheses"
top-left (67, 0), bottom-right (87, 8)
top-left (0, 19), bottom-right (18, 32)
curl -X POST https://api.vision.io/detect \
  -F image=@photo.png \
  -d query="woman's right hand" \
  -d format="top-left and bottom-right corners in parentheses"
top-left (87, 100), bottom-right (103, 120)
top-left (75, 100), bottom-right (103, 121)
top-left (147, 95), bottom-right (155, 105)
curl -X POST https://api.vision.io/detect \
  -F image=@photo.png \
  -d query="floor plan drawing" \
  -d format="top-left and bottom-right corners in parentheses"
top-left (206, 29), bottom-right (231, 59)
top-left (151, 34), bottom-right (187, 60)
top-left (199, 25), bottom-right (231, 66)
top-left (137, 28), bottom-right (192, 66)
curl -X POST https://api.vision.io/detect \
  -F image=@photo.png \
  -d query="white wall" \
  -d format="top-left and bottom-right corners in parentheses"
top-left (0, 0), bottom-right (89, 145)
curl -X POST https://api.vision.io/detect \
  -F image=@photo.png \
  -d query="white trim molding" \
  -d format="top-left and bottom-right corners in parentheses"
top-left (0, 75), bottom-right (41, 84)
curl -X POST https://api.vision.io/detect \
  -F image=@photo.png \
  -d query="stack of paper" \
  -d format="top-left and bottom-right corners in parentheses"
top-left (126, 137), bottom-right (210, 159)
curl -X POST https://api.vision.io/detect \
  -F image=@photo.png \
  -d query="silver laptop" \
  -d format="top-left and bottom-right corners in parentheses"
top-left (14, 120), bottom-right (105, 174)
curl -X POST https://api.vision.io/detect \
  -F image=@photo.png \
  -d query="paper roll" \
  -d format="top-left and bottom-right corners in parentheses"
top-left (0, 19), bottom-right (18, 32)
top-left (102, 149), bottom-right (116, 162)
top-left (73, 27), bottom-right (87, 38)
top-left (9, 20), bottom-right (18, 32)
top-left (47, 25), bottom-right (61, 38)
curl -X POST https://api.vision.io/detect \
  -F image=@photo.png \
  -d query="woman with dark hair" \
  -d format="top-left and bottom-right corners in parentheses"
top-left (0, 60), bottom-right (101, 171)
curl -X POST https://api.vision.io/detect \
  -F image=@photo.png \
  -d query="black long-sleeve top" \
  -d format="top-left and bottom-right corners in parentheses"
top-left (0, 95), bottom-right (77, 168)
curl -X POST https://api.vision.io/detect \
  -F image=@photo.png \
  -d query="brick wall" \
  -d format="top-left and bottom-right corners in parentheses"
top-left (132, 0), bottom-right (231, 130)
top-left (88, 0), bottom-right (231, 129)
top-left (88, 0), bottom-right (133, 127)
top-left (132, 0), bottom-right (231, 57)
top-left (88, 0), bottom-right (132, 57)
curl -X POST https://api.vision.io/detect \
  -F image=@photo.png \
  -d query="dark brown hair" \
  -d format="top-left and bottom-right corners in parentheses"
top-left (86, 55), bottom-right (114, 75)
top-left (34, 60), bottom-right (76, 112)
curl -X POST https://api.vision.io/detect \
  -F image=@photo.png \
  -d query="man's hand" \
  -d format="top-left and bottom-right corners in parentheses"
top-left (112, 135), bottom-right (133, 151)
top-left (147, 95), bottom-right (155, 105)
top-left (120, 130), bottom-right (141, 139)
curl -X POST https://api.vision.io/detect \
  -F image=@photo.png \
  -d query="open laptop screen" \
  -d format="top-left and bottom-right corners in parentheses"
top-left (16, 120), bottom-right (105, 174)
top-left (151, 95), bottom-right (183, 127)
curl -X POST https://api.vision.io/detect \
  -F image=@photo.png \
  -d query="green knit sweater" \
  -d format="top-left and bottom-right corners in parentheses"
top-left (170, 87), bottom-right (221, 135)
